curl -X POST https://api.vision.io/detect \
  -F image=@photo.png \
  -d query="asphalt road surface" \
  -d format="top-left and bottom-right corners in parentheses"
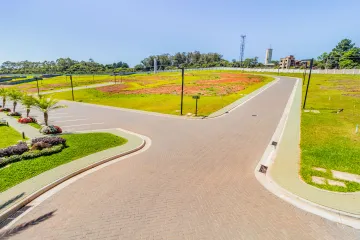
top-left (2, 77), bottom-right (359, 240)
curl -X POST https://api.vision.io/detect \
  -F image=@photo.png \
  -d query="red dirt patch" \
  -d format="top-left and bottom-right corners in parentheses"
top-left (96, 84), bottom-right (127, 94)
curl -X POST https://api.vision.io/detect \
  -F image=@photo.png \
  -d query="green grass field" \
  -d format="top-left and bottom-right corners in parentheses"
top-left (46, 71), bottom-right (272, 116)
top-left (12, 75), bottom-right (116, 92)
top-left (266, 72), bottom-right (360, 192)
top-left (0, 132), bottom-right (127, 192)
top-left (0, 125), bottom-right (23, 148)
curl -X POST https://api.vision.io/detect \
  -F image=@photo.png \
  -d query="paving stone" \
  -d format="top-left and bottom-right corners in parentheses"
top-left (313, 167), bottom-right (327, 173)
top-left (312, 176), bottom-right (326, 185)
top-left (3, 78), bottom-right (359, 240)
top-left (331, 170), bottom-right (360, 184)
top-left (327, 179), bottom-right (346, 187)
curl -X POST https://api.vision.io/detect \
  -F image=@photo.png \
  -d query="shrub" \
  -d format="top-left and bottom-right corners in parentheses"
top-left (7, 112), bottom-right (21, 117)
top-left (18, 117), bottom-right (37, 124)
top-left (0, 142), bottom-right (29, 158)
top-left (0, 108), bottom-right (11, 112)
top-left (31, 136), bottom-right (66, 147)
top-left (31, 142), bottom-right (52, 151)
top-left (0, 144), bottom-right (64, 167)
top-left (40, 125), bottom-right (62, 135)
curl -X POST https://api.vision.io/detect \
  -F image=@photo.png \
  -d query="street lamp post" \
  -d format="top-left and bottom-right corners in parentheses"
top-left (69, 74), bottom-right (75, 101)
top-left (302, 58), bottom-right (314, 109)
top-left (180, 67), bottom-right (185, 115)
top-left (35, 77), bottom-right (40, 97)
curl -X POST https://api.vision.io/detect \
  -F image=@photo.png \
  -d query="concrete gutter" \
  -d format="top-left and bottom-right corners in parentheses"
top-left (0, 128), bottom-right (147, 226)
top-left (255, 77), bottom-right (360, 229)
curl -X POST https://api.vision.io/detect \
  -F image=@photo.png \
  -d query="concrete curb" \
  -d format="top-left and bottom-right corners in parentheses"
top-left (0, 129), bottom-right (146, 226)
top-left (254, 77), bottom-right (360, 229)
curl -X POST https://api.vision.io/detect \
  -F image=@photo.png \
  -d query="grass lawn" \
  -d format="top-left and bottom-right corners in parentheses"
top-left (263, 72), bottom-right (360, 192)
top-left (11, 75), bottom-right (115, 93)
top-left (0, 125), bottom-right (23, 148)
top-left (0, 132), bottom-right (127, 192)
top-left (48, 71), bottom-right (273, 116)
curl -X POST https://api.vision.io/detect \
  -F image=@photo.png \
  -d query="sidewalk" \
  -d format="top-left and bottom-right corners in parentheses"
top-left (0, 112), bottom-right (42, 139)
top-left (269, 78), bottom-right (360, 215)
top-left (0, 128), bottom-right (145, 223)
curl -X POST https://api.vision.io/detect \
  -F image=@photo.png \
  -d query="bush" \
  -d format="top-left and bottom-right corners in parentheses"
top-left (0, 108), bottom-right (11, 112)
top-left (31, 142), bottom-right (52, 151)
top-left (31, 136), bottom-right (66, 147)
top-left (0, 144), bottom-right (64, 167)
top-left (0, 142), bottom-right (29, 158)
top-left (18, 117), bottom-right (37, 124)
top-left (40, 125), bottom-right (62, 135)
top-left (7, 112), bottom-right (21, 117)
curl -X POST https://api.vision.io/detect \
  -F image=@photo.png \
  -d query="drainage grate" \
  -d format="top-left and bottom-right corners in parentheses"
top-left (271, 141), bottom-right (278, 147)
top-left (0, 206), bottom-right (31, 229)
top-left (252, 114), bottom-right (257, 117)
top-left (259, 165), bottom-right (268, 174)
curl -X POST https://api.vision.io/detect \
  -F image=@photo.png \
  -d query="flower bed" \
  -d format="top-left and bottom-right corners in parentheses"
top-left (0, 108), bottom-right (11, 112)
top-left (0, 136), bottom-right (67, 168)
top-left (40, 125), bottom-right (62, 134)
top-left (18, 117), bottom-right (37, 124)
top-left (7, 112), bottom-right (22, 117)
top-left (32, 136), bottom-right (66, 146)
top-left (0, 142), bottom-right (29, 158)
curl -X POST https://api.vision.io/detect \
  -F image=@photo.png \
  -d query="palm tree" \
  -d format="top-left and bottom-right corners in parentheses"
top-left (0, 88), bottom-right (8, 108)
top-left (34, 97), bottom-right (66, 126)
top-left (8, 89), bottom-right (23, 112)
top-left (21, 94), bottom-right (36, 117)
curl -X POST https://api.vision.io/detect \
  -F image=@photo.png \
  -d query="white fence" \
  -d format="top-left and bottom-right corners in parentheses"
top-left (154, 67), bottom-right (360, 75)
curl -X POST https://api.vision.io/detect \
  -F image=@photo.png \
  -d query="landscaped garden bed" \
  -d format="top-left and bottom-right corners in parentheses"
top-left (0, 132), bottom-right (127, 192)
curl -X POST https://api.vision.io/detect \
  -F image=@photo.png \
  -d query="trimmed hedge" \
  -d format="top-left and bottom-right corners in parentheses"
top-left (0, 144), bottom-right (64, 167)
top-left (0, 142), bottom-right (29, 158)
top-left (31, 136), bottom-right (66, 147)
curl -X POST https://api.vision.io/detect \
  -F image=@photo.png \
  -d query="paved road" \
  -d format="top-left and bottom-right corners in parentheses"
top-left (3, 77), bottom-right (360, 239)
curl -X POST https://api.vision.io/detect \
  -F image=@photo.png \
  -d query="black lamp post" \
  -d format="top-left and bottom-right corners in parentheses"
top-left (302, 58), bottom-right (314, 109)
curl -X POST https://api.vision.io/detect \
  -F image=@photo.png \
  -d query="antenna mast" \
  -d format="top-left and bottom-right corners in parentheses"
top-left (240, 35), bottom-right (246, 67)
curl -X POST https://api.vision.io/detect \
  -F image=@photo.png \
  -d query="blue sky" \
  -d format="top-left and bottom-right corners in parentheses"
top-left (1, 0), bottom-right (359, 66)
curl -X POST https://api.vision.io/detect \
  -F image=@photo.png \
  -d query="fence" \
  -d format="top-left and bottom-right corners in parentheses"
top-left (151, 67), bottom-right (360, 75)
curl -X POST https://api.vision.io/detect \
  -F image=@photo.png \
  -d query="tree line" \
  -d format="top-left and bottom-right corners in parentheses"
top-left (1, 38), bottom-right (359, 74)
top-left (315, 39), bottom-right (360, 69)
top-left (0, 58), bottom-right (131, 74)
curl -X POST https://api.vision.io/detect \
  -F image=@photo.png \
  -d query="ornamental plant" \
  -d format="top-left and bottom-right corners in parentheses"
top-left (0, 88), bottom-right (8, 109)
top-left (40, 125), bottom-right (62, 135)
top-left (34, 97), bottom-right (66, 126)
top-left (31, 136), bottom-right (66, 146)
top-left (18, 117), bottom-right (37, 124)
top-left (0, 108), bottom-right (11, 112)
top-left (8, 112), bottom-right (21, 117)
top-left (21, 94), bottom-right (37, 117)
top-left (7, 89), bottom-right (23, 113)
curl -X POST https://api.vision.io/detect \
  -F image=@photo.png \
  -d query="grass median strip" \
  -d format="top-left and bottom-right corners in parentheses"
top-left (0, 125), bottom-right (24, 148)
top-left (0, 132), bottom-right (127, 192)
top-left (260, 72), bottom-right (360, 192)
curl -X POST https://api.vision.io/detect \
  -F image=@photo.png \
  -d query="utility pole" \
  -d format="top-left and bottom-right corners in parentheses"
top-left (303, 58), bottom-right (314, 109)
top-left (180, 67), bottom-right (185, 115)
top-left (239, 35), bottom-right (246, 67)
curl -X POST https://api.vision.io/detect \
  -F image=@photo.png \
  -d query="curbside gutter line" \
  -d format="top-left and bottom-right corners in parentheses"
top-left (0, 138), bottom-right (146, 225)
top-left (254, 77), bottom-right (360, 229)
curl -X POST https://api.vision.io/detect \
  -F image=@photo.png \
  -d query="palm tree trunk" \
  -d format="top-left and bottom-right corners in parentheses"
top-left (2, 98), bottom-right (5, 108)
top-left (26, 108), bottom-right (30, 117)
top-left (13, 102), bottom-right (17, 112)
top-left (44, 112), bottom-right (48, 126)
